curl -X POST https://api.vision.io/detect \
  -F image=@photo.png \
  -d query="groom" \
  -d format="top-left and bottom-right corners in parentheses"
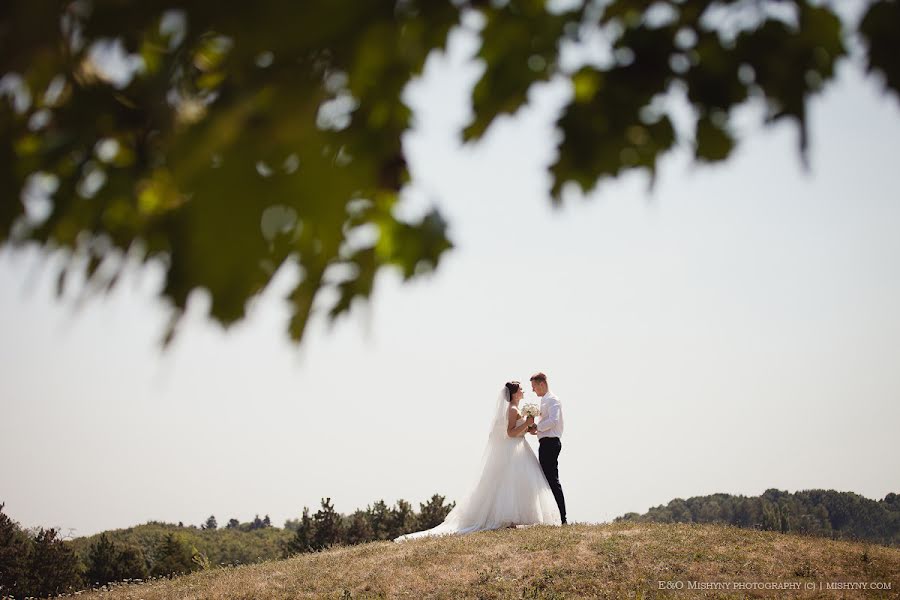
top-left (528, 372), bottom-right (567, 525)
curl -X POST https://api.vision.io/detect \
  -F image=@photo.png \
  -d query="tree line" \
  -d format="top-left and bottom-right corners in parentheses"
top-left (283, 495), bottom-right (454, 554)
top-left (616, 489), bottom-right (900, 547)
top-left (0, 494), bottom-right (453, 599)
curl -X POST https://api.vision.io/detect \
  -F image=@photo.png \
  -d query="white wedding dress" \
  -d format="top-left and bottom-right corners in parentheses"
top-left (395, 389), bottom-right (561, 541)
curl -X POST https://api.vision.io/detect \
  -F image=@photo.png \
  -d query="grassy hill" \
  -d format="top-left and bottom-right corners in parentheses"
top-left (64, 521), bottom-right (899, 599)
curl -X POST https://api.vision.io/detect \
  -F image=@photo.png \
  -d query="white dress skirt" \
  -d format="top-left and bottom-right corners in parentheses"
top-left (395, 415), bottom-right (561, 541)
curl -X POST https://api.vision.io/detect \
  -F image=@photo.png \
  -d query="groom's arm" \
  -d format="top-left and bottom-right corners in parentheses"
top-left (536, 398), bottom-right (561, 432)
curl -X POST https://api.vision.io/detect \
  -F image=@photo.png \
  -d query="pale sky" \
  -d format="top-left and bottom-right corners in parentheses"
top-left (2, 20), bottom-right (899, 538)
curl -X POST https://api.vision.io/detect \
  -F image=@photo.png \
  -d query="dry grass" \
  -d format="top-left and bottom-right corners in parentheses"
top-left (65, 522), bottom-right (899, 599)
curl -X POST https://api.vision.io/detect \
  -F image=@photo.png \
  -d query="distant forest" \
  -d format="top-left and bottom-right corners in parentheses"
top-left (616, 489), bottom-right (900, 547)
top-left (0, 495), bottom-right (453, 599)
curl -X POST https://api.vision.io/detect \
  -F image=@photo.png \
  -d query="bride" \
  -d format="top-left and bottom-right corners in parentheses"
top-left (395, 381), bottom-right (561, 541)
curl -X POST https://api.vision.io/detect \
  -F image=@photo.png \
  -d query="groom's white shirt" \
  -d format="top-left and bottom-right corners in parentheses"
top-left (536, 391), bottom-right (563, 439)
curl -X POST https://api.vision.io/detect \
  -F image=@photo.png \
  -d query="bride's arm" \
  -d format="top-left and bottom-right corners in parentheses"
top-left (507, 409), bottom-right (534, 438)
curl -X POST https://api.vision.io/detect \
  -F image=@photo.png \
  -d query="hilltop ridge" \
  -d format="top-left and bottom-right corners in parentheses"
top-left (67, 521), bottom-right (899, 599)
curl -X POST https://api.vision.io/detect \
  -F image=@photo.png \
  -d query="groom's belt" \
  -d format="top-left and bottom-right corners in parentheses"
top-left (538, 436), bottom-right (560, 443)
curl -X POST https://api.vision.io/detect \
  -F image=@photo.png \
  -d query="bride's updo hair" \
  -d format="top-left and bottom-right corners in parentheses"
top-left (505, 381), bottom-right (521, 402)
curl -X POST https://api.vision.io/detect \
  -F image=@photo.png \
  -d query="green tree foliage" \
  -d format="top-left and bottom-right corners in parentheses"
top-left (223, 513), bottom-right (275, 532)
top-left (884, 493), bottom-right (900, 512)
top-left (386, 499), bottom-right (416, 540)
top-left (284, 507), bottom-right (315, 555)
top-left (365, 499), bottom-right (393, 541)
top-left (311, 498), bottom-right (344, 551)
top-left (24, 527), bottom-right (83, 598)
top-left (116, 544), bottom-right (149, 579)
top-left (5, 506), bottom-right (307, 596)
top-left (282, 494), bottom-right (453, 556)
top-left (150, 532), bottom-right (197, 577)
top-left (85, 533), bottom-right (148, 586)
top-left (0, 503), bottom-right (31, 598)
top-left (85, 533), bottom-right (118, 585)
top-left (202, 515), bottom-right (217, 530)
top-left (343, 510), bottom-right (375, 546)
top-left (1, 504), bottom-right (82, 598)
top-left (2, 1), bottom-right (897, 345)
top-left (417, 493), bottom-right (456, 530)
top-left (70, 519), bottom-right (292, 569)
top-left (615, 489), bottom-right (900, 547)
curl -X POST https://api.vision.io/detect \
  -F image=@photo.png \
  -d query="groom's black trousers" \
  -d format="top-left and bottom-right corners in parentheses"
top-left (538, 437), bottom-right (567, 524)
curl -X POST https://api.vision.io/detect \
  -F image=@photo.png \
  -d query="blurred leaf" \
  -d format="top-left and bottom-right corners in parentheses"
top-left (463, 0), bottom-right (575, 141)
top-left (859, 0), bottom-right (900, 100)
top-left (0, 0), bottom-right (892, 348)
top-left (694, 114), bottom-right (733, 163)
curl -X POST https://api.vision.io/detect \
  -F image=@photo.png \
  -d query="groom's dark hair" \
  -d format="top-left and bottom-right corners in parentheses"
top-left (529, 372), bottom-right (547, 384)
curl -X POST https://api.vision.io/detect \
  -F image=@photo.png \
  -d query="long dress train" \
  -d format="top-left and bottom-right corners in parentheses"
top-left (395, 392), bottom-right (561, 541)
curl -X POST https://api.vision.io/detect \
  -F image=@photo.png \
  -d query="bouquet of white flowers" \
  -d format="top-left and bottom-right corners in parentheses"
top-left (521, 403), bottom-right (541, 419)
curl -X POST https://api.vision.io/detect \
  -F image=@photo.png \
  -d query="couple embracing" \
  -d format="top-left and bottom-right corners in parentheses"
top-left (396, 372), bottom-right (567, 541)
